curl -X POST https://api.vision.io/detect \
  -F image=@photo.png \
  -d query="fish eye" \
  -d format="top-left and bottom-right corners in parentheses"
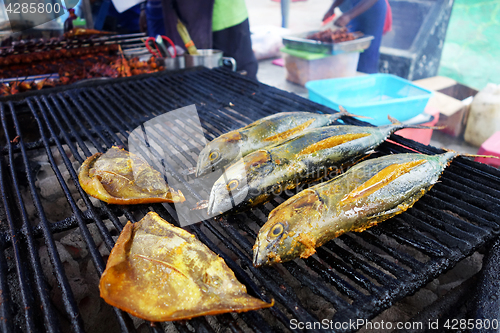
top-left (227, 179), bottom-right (239, 191)
top-left (269, 223), bottom-right (284, 238)
top-left (262, 164), bottom-right (273, 174)
top-left (209, 150), bottom-right (220, 161)
top-left (249, 187), bottom-right (260, 196)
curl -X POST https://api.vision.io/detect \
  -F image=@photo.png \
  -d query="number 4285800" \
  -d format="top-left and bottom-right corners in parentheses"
top-left (444, 319), bottom-right (498, 330)
top-left (5, 2), bottom-right (62, 14)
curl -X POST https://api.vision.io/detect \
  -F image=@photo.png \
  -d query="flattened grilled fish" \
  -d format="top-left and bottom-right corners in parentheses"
top-left (208, 122), bottom-right (435, 216)
top-left (100, 212), bottom-right (273, 321)
top-left (79, 146), bottom-right (185, 204)
top-left (252, 152), bottom-right (458, 267)
top-left (196, 109), bottom-right (356, 177)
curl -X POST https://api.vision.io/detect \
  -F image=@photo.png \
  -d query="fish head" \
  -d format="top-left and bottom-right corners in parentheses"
top-left (196, 131), bottom-right (242, 177)
top-left (253, 188), bottom-right (325, 267)
top-left (207, 150), bottom-right (274, 216)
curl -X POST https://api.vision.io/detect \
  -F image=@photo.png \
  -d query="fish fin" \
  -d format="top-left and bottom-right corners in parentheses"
top-left (388, 115), bottom-right (401, 125)
top-left (353, 206), bottom-right (403, 232)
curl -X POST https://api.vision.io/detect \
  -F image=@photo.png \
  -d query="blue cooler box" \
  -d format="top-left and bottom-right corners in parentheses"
top-left (305, 74), bottom-right (433, 125)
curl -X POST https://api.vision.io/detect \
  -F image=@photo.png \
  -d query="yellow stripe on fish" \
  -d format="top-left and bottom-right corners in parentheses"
top-left (298, 133), bottom-right (371, 156)
top-left (264, 118), bottom-right (316, 142)
top-left (340, 159), bottom-right (427, 206)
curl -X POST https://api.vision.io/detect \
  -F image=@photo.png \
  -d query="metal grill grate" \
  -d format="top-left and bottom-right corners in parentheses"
top-left (1, 67), bottom-right (500, 333)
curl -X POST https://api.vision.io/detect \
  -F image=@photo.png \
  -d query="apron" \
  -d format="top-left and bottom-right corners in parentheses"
top-left (339, 0), bottom-right (387, 73)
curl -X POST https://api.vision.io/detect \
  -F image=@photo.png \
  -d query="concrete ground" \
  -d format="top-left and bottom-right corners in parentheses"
top-left (245, 0), bottom-right (480, 155)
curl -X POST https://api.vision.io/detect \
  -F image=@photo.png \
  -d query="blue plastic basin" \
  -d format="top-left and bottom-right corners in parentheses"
top-left (305, 74), bottom-right (433, 125)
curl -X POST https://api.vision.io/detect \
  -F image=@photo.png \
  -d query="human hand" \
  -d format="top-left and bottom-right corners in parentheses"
top-left (334, 14), bottom-right (351, 27)
top-left (323, 6), bottom-right (335, 22)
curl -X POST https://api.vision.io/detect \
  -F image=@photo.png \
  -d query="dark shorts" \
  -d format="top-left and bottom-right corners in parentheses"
top-left (212, 18), bottom-right (258, 80)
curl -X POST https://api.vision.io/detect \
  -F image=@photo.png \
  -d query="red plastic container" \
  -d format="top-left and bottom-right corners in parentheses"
top-left (475, 131), bottom-right (500, 167)
top-left (395, 106), bottom-right (440, 145)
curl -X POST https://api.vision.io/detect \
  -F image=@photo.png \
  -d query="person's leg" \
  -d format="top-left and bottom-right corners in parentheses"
top-left (348, 0), bottom-right (386, 73)
top-left (212, 18), bottom-right (258, 80)
top-left (281, 0), bottom-right (290, 28)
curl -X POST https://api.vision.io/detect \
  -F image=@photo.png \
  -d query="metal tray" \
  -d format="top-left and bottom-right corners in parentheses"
top-left (282, 31), bottom-right (374, 55)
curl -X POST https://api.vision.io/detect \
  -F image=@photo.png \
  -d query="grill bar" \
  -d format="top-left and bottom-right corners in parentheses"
top-left (0, 163), bottom-right (38, 332)
top-left (0, 237), bottom-right (14, 332)
top-left (35, 95), bottom-right (147, 332)
top-left (1, 102), bottom-right (63, 333)
top-left (0, 68), bottom-right (499, 332)
top-left (474, 236), bottom-right (500, 332)
top-left (46, 85), bottom-right (282, 327)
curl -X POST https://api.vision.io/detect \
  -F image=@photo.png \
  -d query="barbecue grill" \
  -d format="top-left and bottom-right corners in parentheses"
top-left (1, 67), bottom-right (499, 333)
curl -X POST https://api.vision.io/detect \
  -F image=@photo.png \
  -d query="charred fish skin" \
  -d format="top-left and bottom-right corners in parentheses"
top-left (196, 111), bottom-right (344, 177)
top-left (208, 124), bottom-right (406, 216)
top-left (253, 152), bottom-right (457, 267)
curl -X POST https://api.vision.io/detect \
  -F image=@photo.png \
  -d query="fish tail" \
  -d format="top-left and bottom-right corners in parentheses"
top-left (459, 152), bottom-right (500, 160)
top-left (439, 150), bottom-right (460, 164)
top-left (388, 115), bottom-right (445, 131)
top-left (327, 105), bottom-right (372, 123)
top-left (439, 148), bottom-right (499, 162)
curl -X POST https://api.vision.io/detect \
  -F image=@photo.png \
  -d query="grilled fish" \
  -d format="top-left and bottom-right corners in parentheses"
top-left (100, 212), bottom-right (273, 321)
top-left (252, 152), bottom-right (458, 267)
top-left (196, 109), bottom-right (355, 177)
top-left (208, 122), bottom-right (435, 216)
top-left (79, 146), bottom-right (185, 204)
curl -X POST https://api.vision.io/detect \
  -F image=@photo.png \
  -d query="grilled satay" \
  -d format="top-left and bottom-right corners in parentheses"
top-left (100, 212), bottom-right (273, 321)
top-left (253, 152), bottom-right (458, 266)
top-left (64, 28), bottom-right (114, 39)
top-left (207, 120), bottom-right (441, 216)
top-left (307, 27), bottom-right (356, 43)
top-left (196, 109), bottom-right (361, 177)
top-left (0, 84), bottom-right (11, 96)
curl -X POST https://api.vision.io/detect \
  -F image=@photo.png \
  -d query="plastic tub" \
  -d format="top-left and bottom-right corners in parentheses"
top-left (306, 74), bottom-right (433, 125)
top-left (281, 47), bottom-right (359, 86)
top-left (475, 131), bottom-right (500, 167)
top-left (395, 106), bottom-right (439, 145)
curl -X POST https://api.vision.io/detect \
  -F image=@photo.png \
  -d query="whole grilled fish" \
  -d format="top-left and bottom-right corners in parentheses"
top-left (252, 152), bottom-right (458, 267)
top-left (207, 122), bottom-right (435, 216)
top-left (196, 109), bottom-right (355, 177)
